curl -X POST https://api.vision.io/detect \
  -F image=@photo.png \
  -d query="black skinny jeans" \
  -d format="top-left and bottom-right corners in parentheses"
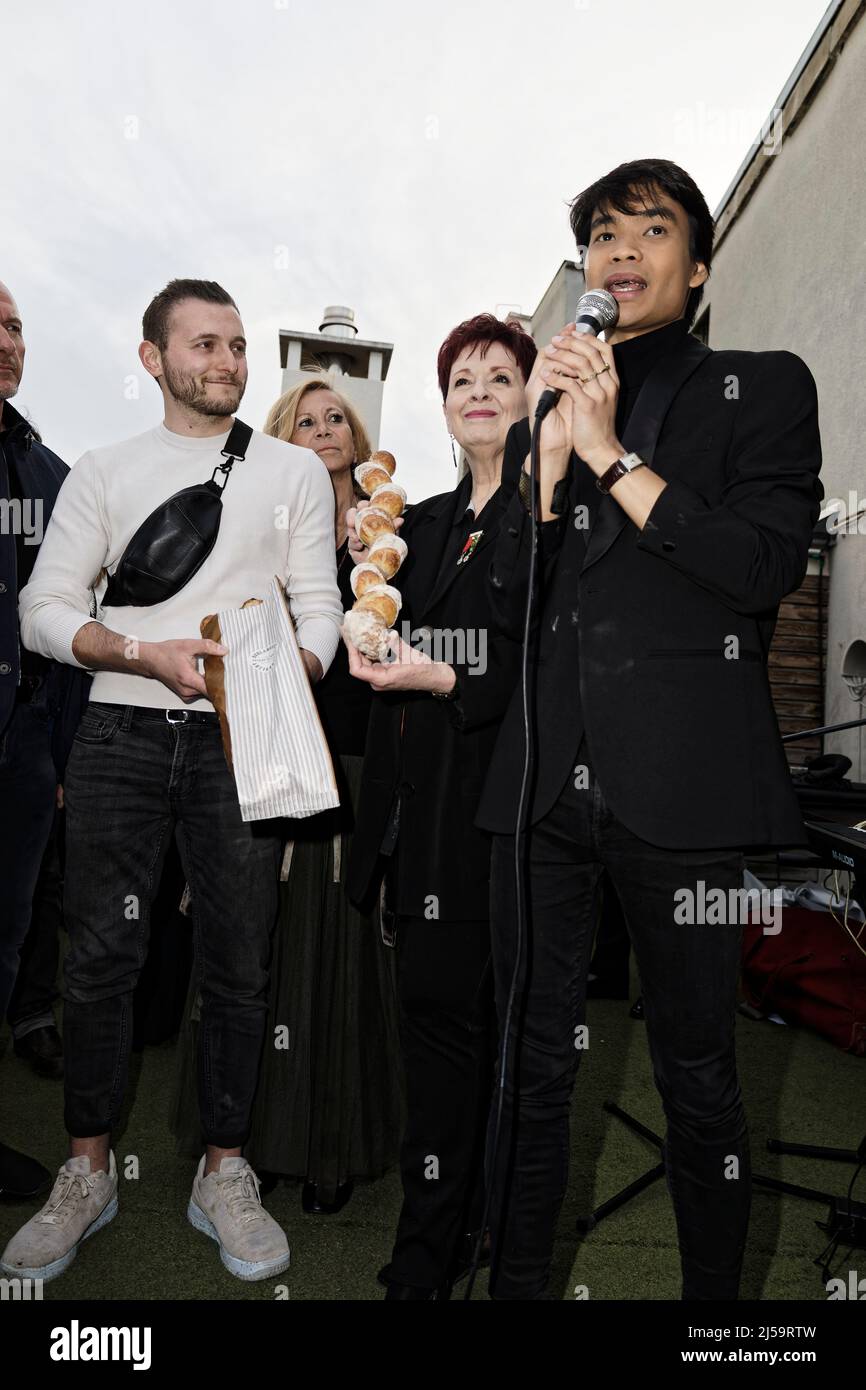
top-left (62, 703), bottom-right (281, 1146)
top-left (488, 739), bottom-right (750, 1300)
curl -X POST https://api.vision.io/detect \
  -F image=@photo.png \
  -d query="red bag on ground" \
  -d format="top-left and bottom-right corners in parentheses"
top-left (741, 906), bottom-right (866, 1056)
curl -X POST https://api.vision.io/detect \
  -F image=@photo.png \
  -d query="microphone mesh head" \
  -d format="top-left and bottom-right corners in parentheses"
top-left (575, 288), bottom-right (619, 331)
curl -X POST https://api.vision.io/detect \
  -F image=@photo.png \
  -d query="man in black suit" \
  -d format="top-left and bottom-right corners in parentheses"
top-left (0, 279), bottom-right (88, 1196)
top-left (476, 159), bottom-right (823, 1300)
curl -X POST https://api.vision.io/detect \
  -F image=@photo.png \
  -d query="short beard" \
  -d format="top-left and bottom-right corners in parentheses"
top-left (161, 359), bottom-right (244, 419)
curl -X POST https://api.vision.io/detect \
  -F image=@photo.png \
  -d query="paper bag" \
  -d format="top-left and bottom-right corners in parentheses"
top-left (201, 575), bottom-right (339, 822)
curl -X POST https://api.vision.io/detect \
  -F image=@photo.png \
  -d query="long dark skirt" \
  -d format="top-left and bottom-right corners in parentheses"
top-left (170, 753), bottom-right (405, 1200)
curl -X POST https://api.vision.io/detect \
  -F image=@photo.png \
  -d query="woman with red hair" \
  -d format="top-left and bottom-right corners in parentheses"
top-left (345, 313), bottom-right (536, 1298)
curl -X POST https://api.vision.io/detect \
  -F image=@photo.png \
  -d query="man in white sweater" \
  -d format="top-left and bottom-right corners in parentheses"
top-left (2, 280), bottom-right (343, 1285)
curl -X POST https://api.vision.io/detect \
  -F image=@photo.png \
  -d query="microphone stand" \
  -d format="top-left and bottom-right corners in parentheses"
top-left (464, 400), bottom-right (544, 1300)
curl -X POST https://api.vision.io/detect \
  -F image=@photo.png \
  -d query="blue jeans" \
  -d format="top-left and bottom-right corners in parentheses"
top-left (0, 689), bottom-right (57, 1023)
top-left (488, 738), bottom-right (750, 1300)
top-left (62, 703), bottom-right (281, 1146)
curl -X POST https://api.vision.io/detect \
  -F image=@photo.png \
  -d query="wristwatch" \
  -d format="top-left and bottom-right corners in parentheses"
top-left (596, 451), bottom-right (646, 494)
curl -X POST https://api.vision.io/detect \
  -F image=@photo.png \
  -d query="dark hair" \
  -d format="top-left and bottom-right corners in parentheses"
top-left (568, 159), bottom-right (714, 325)
top-left (437, 313), bottom-right (537, 399)
top-left (142, 279), bottom-right (238, 350)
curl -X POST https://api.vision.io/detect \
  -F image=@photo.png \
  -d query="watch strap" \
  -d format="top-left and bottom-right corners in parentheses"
top-left (596, 452), bottom-right (646, 495)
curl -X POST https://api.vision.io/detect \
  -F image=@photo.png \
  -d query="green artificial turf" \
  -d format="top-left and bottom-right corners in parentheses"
top-left (1, 975), bottom-right (862, 1302)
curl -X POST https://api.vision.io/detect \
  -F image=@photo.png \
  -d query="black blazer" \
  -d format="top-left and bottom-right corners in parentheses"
top-left (347, 452), bottom-right (523, 920)
top-left (475, 339), bottom-right (823, 849)
top-left (1, 403), bottom-right (91, 769)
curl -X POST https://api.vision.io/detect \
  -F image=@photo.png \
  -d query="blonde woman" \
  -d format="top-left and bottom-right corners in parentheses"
top-left (172, 377), bottom-right (403, 1216)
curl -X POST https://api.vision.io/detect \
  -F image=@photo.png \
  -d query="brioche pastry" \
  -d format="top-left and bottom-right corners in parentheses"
top-left (350, 562), bottom-right (386, 599)
top-left (356, 506), bottom-right (396, 547)
top-left (343, 450), bottom-right (408, 661)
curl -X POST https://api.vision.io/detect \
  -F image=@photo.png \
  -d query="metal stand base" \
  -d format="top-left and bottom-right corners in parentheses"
top-left (575, 1102), bottom-right (665, 1233)
top-left (576, 1106), bottom-right (866, 1250)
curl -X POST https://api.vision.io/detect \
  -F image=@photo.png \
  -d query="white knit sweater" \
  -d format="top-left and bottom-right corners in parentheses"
top-left (19, 421), bottom-right (344, 711)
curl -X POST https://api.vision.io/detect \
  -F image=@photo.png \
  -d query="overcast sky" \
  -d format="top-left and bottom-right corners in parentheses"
top-left (5, 0), bottom-right (830, 501)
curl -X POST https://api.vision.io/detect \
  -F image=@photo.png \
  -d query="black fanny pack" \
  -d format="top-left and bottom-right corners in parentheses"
top-left (102, 419), bottom-right (253, 608)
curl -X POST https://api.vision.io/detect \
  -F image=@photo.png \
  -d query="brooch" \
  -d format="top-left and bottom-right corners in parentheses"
top-left (457, 529), bottom-right (483, 566)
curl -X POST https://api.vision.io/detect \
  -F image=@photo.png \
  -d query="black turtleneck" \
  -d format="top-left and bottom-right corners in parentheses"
top-left (612, 316), bottom-right (690, 440)
top-left (576, 317), bottom-right (691, 535)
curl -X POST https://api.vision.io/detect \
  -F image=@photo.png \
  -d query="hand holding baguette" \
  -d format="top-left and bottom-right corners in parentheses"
top-left (200, 598), bottom-right (262, 768)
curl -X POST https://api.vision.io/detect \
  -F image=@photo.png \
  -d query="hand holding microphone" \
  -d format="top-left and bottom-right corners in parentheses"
top-left (537, 288), bottom-right (623, 471)
top-left (523, 340), bottom-right (574, 463)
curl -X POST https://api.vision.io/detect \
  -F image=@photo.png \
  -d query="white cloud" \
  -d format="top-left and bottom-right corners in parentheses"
top-left (6, 0), bottom-right (829, 500)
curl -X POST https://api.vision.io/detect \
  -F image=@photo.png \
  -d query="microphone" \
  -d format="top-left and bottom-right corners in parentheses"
top-left (535, 288), bottom-right (619, 419)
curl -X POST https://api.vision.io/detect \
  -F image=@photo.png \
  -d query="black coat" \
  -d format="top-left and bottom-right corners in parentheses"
top-left (475, 336), bottom-right (823, 849)
top-left (347, 451), bottom-right (523, 920)
top-left (1, 403), bottom-right (90, 770)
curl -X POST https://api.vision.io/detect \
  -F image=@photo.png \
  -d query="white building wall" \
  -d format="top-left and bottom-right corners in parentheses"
top-left (699, 12), bottom-right (866, 771)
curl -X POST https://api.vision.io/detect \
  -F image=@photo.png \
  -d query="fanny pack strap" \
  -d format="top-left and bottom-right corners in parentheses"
top-left (210, 418), bottom-right (254, 492)
top-left (100, 417), bottom-right (255, 610)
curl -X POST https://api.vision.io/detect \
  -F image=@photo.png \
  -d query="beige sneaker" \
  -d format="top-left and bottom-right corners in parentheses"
top-left (187, 1156), bottom-right (290, 1281)
top-left (0, 1152), bottom-right (118, 1283)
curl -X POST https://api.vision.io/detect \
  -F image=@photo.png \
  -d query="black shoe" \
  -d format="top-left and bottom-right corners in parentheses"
top-left (629, 995), bottom-right (645, 1020)
top-left (302, 1179), bottom-right (353, 1215)
top-left (13, 1025), bottom-right (64, 1079)
top-left (0, 1141), bottom-right (52, 1199)
top-left (384, 1279), bottom-right (452, 1300)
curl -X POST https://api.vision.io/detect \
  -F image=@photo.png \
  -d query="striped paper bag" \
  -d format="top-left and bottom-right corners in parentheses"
top-left (201, 575), bottom-right (339, 822)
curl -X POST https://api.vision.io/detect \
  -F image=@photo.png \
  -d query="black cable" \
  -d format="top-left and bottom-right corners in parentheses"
top-left (464, 409), bottom-right (544, 1300)
top-left (846, 1158), bottom-right (864, 1215)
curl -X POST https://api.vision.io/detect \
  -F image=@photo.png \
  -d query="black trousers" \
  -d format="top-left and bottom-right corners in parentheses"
top-left (0, 691), bottom-right (57, 1024)
top-left (7, 810), bottom-right (62, 1037)
top-left (488, 739), bottom-right (750, 1300)
top-left (388, 914), bottom-right (496, 1289)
